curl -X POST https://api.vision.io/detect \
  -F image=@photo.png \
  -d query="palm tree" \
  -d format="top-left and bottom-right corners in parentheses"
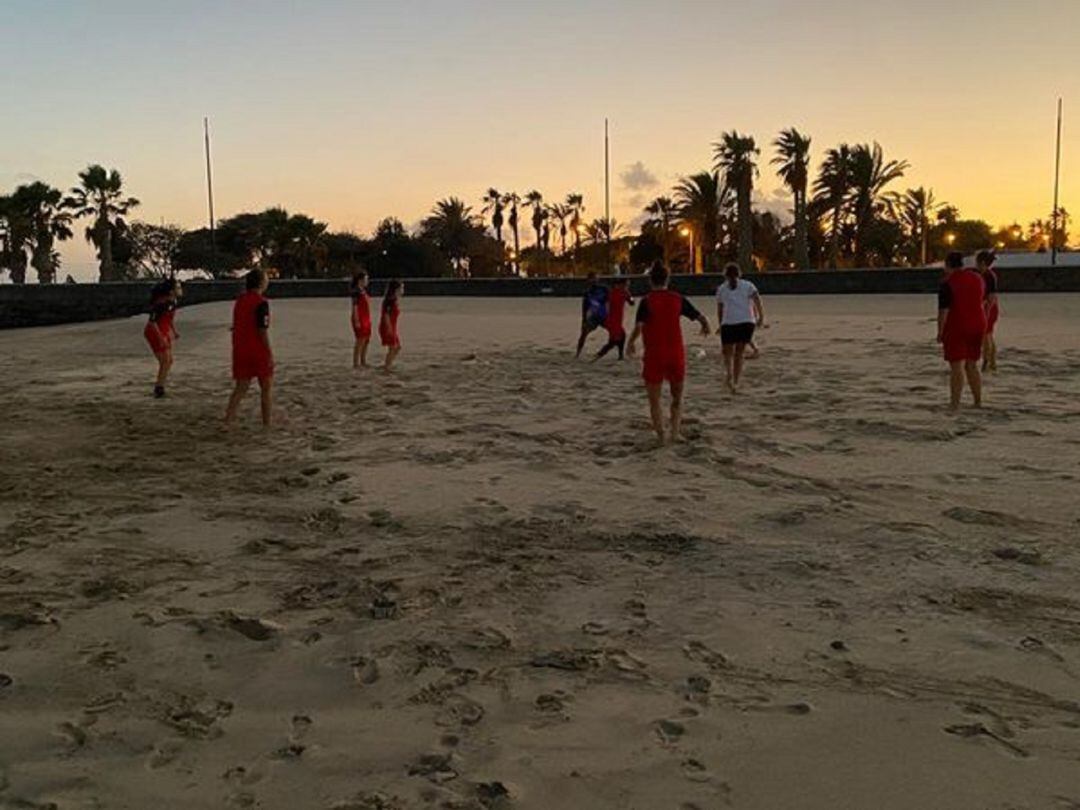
top-left (894, 187), bottom-right (944, 266)
top-left (502, 192), bottom-right (522, 274)
top-left (584, 217), bottom-right (626, 245)
top-left (847, 143), bottom-right (908, 267)
top-left (421, 197), bottom-right (478, 275)
top-left (714, 131), bottom-right (759, 272)
top-left (0, 192), bottom-right (32, 284)
top-left (524, 190), bottom-right (545, 249)
top-left (549, 204), bottom-right (571, 255)
top-left (673, 171), bottom-right (728, 273)
top-left (481, 188), bottom-right (504, 244)
top-left (644, 196), bottom-right (677, 262)
top-left (67, 165), bottom-right (139, 281)
top-left (813, 145), bottom-right (853, 269)
top-left (566, 193), bottom-right (585, 257)
top-left (18, 182), bottom-right (74, 284)
top-left (772, 128), bottom-right (812, 270)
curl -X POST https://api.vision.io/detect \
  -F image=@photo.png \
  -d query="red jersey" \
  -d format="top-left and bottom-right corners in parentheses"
top-left (939, 269), bottom-right (987, 337)
top-left (379, 296), bottom-right (401, 348)
top-left (352, 289), bottom-right (372, 336)
top-left (605, 287), bottom-right (632, 338)
top-left (232, 290), bottom-right (273, 380)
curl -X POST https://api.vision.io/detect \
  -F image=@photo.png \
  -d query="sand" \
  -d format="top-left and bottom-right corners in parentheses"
top-left (1, 293), bottom-right (1079, 810)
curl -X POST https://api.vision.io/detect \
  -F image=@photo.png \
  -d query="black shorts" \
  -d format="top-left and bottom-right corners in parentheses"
top-left (720, 322), bottom-right (756, 345)
top-left (584, 313), bottom-right (605, 331)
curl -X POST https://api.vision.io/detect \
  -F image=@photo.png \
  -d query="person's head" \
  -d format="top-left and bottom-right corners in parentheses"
top-left (586, 271), bottom-right (598, 283)
top-left (386, 278), bottom-right (402, 298)
top-left (351, 270), bottom-right (369, 292)
top-left (245, 268), bottom-right (269, 292)
top-left (975, 249), bottom-right (996, 271)
top-left (724, 262), bottom-right (741, 288)
top-left (612, 277), bottom-right (628, 289)
top-left (648, 260), bottom-right (669, 289)
top-left (150, 279), bottom-right (172, 302)
top-left (945, 251), bottom-right (965, 271)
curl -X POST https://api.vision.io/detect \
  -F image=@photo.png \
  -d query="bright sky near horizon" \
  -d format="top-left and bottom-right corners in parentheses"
top-left (2, 0), bottom-right (1078, 279)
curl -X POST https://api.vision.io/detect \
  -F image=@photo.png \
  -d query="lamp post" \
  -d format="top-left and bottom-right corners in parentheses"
top-left (680, 227), bottom-right (694, 274)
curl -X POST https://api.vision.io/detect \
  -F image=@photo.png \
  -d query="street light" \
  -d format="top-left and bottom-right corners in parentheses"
top-left (680, 227), bottom-right (695, 274)
top-left (945, 232), bottom-right (956, 246)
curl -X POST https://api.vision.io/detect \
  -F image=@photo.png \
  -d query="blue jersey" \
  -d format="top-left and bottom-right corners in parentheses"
top-left (583, 284), bottom-right (609, 323)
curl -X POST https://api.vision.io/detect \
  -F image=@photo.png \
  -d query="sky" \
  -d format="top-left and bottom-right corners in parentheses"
top-left (2, 0), bottom-right (1078, 279)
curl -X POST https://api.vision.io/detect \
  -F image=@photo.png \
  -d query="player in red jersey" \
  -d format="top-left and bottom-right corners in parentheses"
top-left (976, 250), bottom-right (1000, 372)
top-left (225, 269), bottom-right (275, 427)
top-left (937, 251), bottom-right (987, 411)
top-left (627, 261), bottom-right (711, 444)
top-left (379, 279), bottom-right (403, 372)
top-left (596, 277), bottom-right (633, 360)
top-left (144, 278), bottom-right (182, 398)
top-left (350, 270), bottom-right (373, 369)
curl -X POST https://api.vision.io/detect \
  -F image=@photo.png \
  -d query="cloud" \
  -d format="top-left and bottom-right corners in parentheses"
top-left (753, 187), bottom-right (794, 224)
top-left (625, 193), bottom-right (646, 210)
top-left (620, 161), bottom-right (659, 191)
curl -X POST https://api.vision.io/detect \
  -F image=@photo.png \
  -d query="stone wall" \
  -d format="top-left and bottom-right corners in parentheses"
top-left (3, 266), bottom-right (1079, 329)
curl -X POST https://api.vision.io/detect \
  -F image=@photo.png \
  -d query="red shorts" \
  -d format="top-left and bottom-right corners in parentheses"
top-left (379, 327), bottom-right (400, 348)
top-left (233, 353), bottom-right (274, 381)
top-left (144, 324), bottom-right (171, 355)
top-left (943, 331), bottom-right (984, 363)
top-left (642, 356), bottom-right (686, 386)
top-left (354, 323), bottom-right (372, 340)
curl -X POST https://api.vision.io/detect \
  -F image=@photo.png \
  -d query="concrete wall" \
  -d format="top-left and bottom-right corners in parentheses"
top-left (3, 266), bottom-right (1080, 329)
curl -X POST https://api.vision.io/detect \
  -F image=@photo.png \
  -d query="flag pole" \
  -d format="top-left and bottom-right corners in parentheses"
top-left (1051, 98), bottom-right (1063, 266)
top-left (204, 117), bottom-right (217, 276)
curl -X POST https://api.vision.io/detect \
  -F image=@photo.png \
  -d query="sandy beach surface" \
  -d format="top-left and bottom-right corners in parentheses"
top-left (1, 293), bottom-right (1079, 810)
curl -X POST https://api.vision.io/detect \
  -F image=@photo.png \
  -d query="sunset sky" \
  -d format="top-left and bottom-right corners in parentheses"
top-left (2, 0), bottom-right (1078, 278)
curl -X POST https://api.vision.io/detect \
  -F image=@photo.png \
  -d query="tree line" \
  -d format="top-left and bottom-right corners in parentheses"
top-left (1, 139), bottom-right (1072, 283)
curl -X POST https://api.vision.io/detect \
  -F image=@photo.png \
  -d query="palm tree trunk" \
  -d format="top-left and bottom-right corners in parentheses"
top-left (829, 203), bottom-right (841, 269)
top-left (97, 211), bottom-right (113, 281)
top-left (738, 182), bottom-right (753, 273)
top-left (794, 189), bottom-right (810, 271)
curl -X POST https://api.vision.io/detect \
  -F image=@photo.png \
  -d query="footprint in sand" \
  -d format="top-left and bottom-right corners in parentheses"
top-left (654, 718), bottom-right (686, 744)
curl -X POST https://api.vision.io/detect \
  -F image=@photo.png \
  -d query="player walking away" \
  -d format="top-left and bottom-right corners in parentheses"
top-left (627, 261), bottom-right (711, 444)
top-left (976, 250), bottom-right (1000, 372)
top-left (144, 278), bottom-right (182, 398)
top-left (225, 269), bottom-right (275, 428)
top-left (716, 263), bottom-right (765, 393)
top-left (379, 279), bottom-right (403, 372)
top-left (350, 271), bottom-right (373, 369)
top-left (575, 272), bottom-right (609, 358)
top-left (937, 251), bottom-right (987, 411)
top-left (596, 277), bottom-right (633, 360)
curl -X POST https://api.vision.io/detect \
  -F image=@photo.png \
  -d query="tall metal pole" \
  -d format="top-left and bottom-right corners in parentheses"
top-left (1051, 98), bottom-right (1063, 266)
top-left (204, 117), bottom-right (217, 275)
top-left (604, 118), bottom-right (611, 271)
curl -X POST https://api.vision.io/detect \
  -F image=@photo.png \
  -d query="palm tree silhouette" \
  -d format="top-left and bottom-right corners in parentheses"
top-left (549, 204), bottom-right (571, 256)
top-left (644, 196), bottom-right (677, 263)
top-left (481, 188), bottom-right (504, 244)
top-left (524, 191), bottom-right (545, 250)
top-left (22, 182), bottom-right (75, 284)
top-left (67, 165), bottom-right (140, 281)
top-left (502, 192), bottom-right (522, 274)
top-left (773, 128), bottom-right (812, 270)
top-left (814, 145), bottom-right (853, 269)
top-left (0, 192), bottom-right (32, 284)
top-left (566, 193), bottom-right (585, 258)
top-left (714, 131), bottom-right (759, 273)
top-left (674, 171), bottom-right (729, 273)
top-left (848, 143), bottom-right (908, 267)
top-left (895, 187), bottom-right (944, 266)
top-left (422, 197), bottom-right (478, 276)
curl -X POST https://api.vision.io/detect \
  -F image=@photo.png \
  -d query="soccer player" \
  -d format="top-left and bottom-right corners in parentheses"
top-left (350, 270), bottom-right (373, 369)
top-left (575, 272), bottom-right (609, 358)
top-left (627, 261), bottom-right (711, 444)
top-left (379, 279), bottom-right (403, 372)
top-left (716, 263), bottom-right (765, 393)
top-left (144, 278), bottom-right (181, 398)
top-left (596, 277), bottom-right (633, 360)
top-left (937, 251), bottom-right (987, 411)
top-left (976, 249), bottom-right (1000, 372)
top-left (225, 269), bottom-right (275, 427)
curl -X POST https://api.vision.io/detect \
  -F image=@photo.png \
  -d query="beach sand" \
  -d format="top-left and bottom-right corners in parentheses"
top-left (1, 293), bottom-right (1079, 810)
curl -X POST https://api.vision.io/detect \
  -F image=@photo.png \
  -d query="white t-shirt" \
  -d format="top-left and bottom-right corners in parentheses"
top-left (716, 279), bottom-right (759, 325)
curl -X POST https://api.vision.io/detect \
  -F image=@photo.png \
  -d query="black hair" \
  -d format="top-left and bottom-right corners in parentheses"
top-left (149, 279), bottom-right (173, 300)
top-left (975, 249), bottom-right (996, 268)
top-left (945, 251), bottom-right (965, 270)
top-left (612, 277), bottom-right (628, 286)
top-left (245, 268), bottom-right (266, 290)
top-left (385, 278), bottom-right (402, 298)
top-left (350, 270), bottom-right (368, 292)
top-left (648, 260), bottom-right (669, 287)
top-left (724, 262), bottom-right (741, 288)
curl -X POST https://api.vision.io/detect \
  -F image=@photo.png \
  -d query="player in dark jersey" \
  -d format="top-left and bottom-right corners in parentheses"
top-left (575, 272), bottom-right (609, 358)
top-left (596, 277), bottom-right (633, 360)
top-left (144, 278), bottom-right (181, 398)
top-left (627, 261), bottom-right (711, 444)
top-left (379, 279), bottom-right (403, 372)
top-left (976, 250), bottom-right (1000, 372)
top-left (937, 251), bottom-right (987, 411)
top-left (350, 270), bottom-right (373, 369)
top-left (225, 269), bottom-right (275, 427)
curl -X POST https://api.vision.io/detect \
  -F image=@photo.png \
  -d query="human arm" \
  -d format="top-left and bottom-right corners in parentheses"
top-left (682, 297), bottom-right (711, 336)
top-left (627, 298), bottom-right (648, 357)
top-left (256, 301), bottom-right (273, 353)
top-left (751, 292), bottom-right (766, 327)
top-left (936, 284), bottom-right (950, 343)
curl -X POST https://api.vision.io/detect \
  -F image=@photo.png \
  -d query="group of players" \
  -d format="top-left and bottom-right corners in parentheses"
top-left (141, 250), bottom-right (1001, 441)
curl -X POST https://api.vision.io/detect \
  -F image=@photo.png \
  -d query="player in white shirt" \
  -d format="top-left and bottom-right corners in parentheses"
top-left (715, 263), bottom-right (766, 393)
